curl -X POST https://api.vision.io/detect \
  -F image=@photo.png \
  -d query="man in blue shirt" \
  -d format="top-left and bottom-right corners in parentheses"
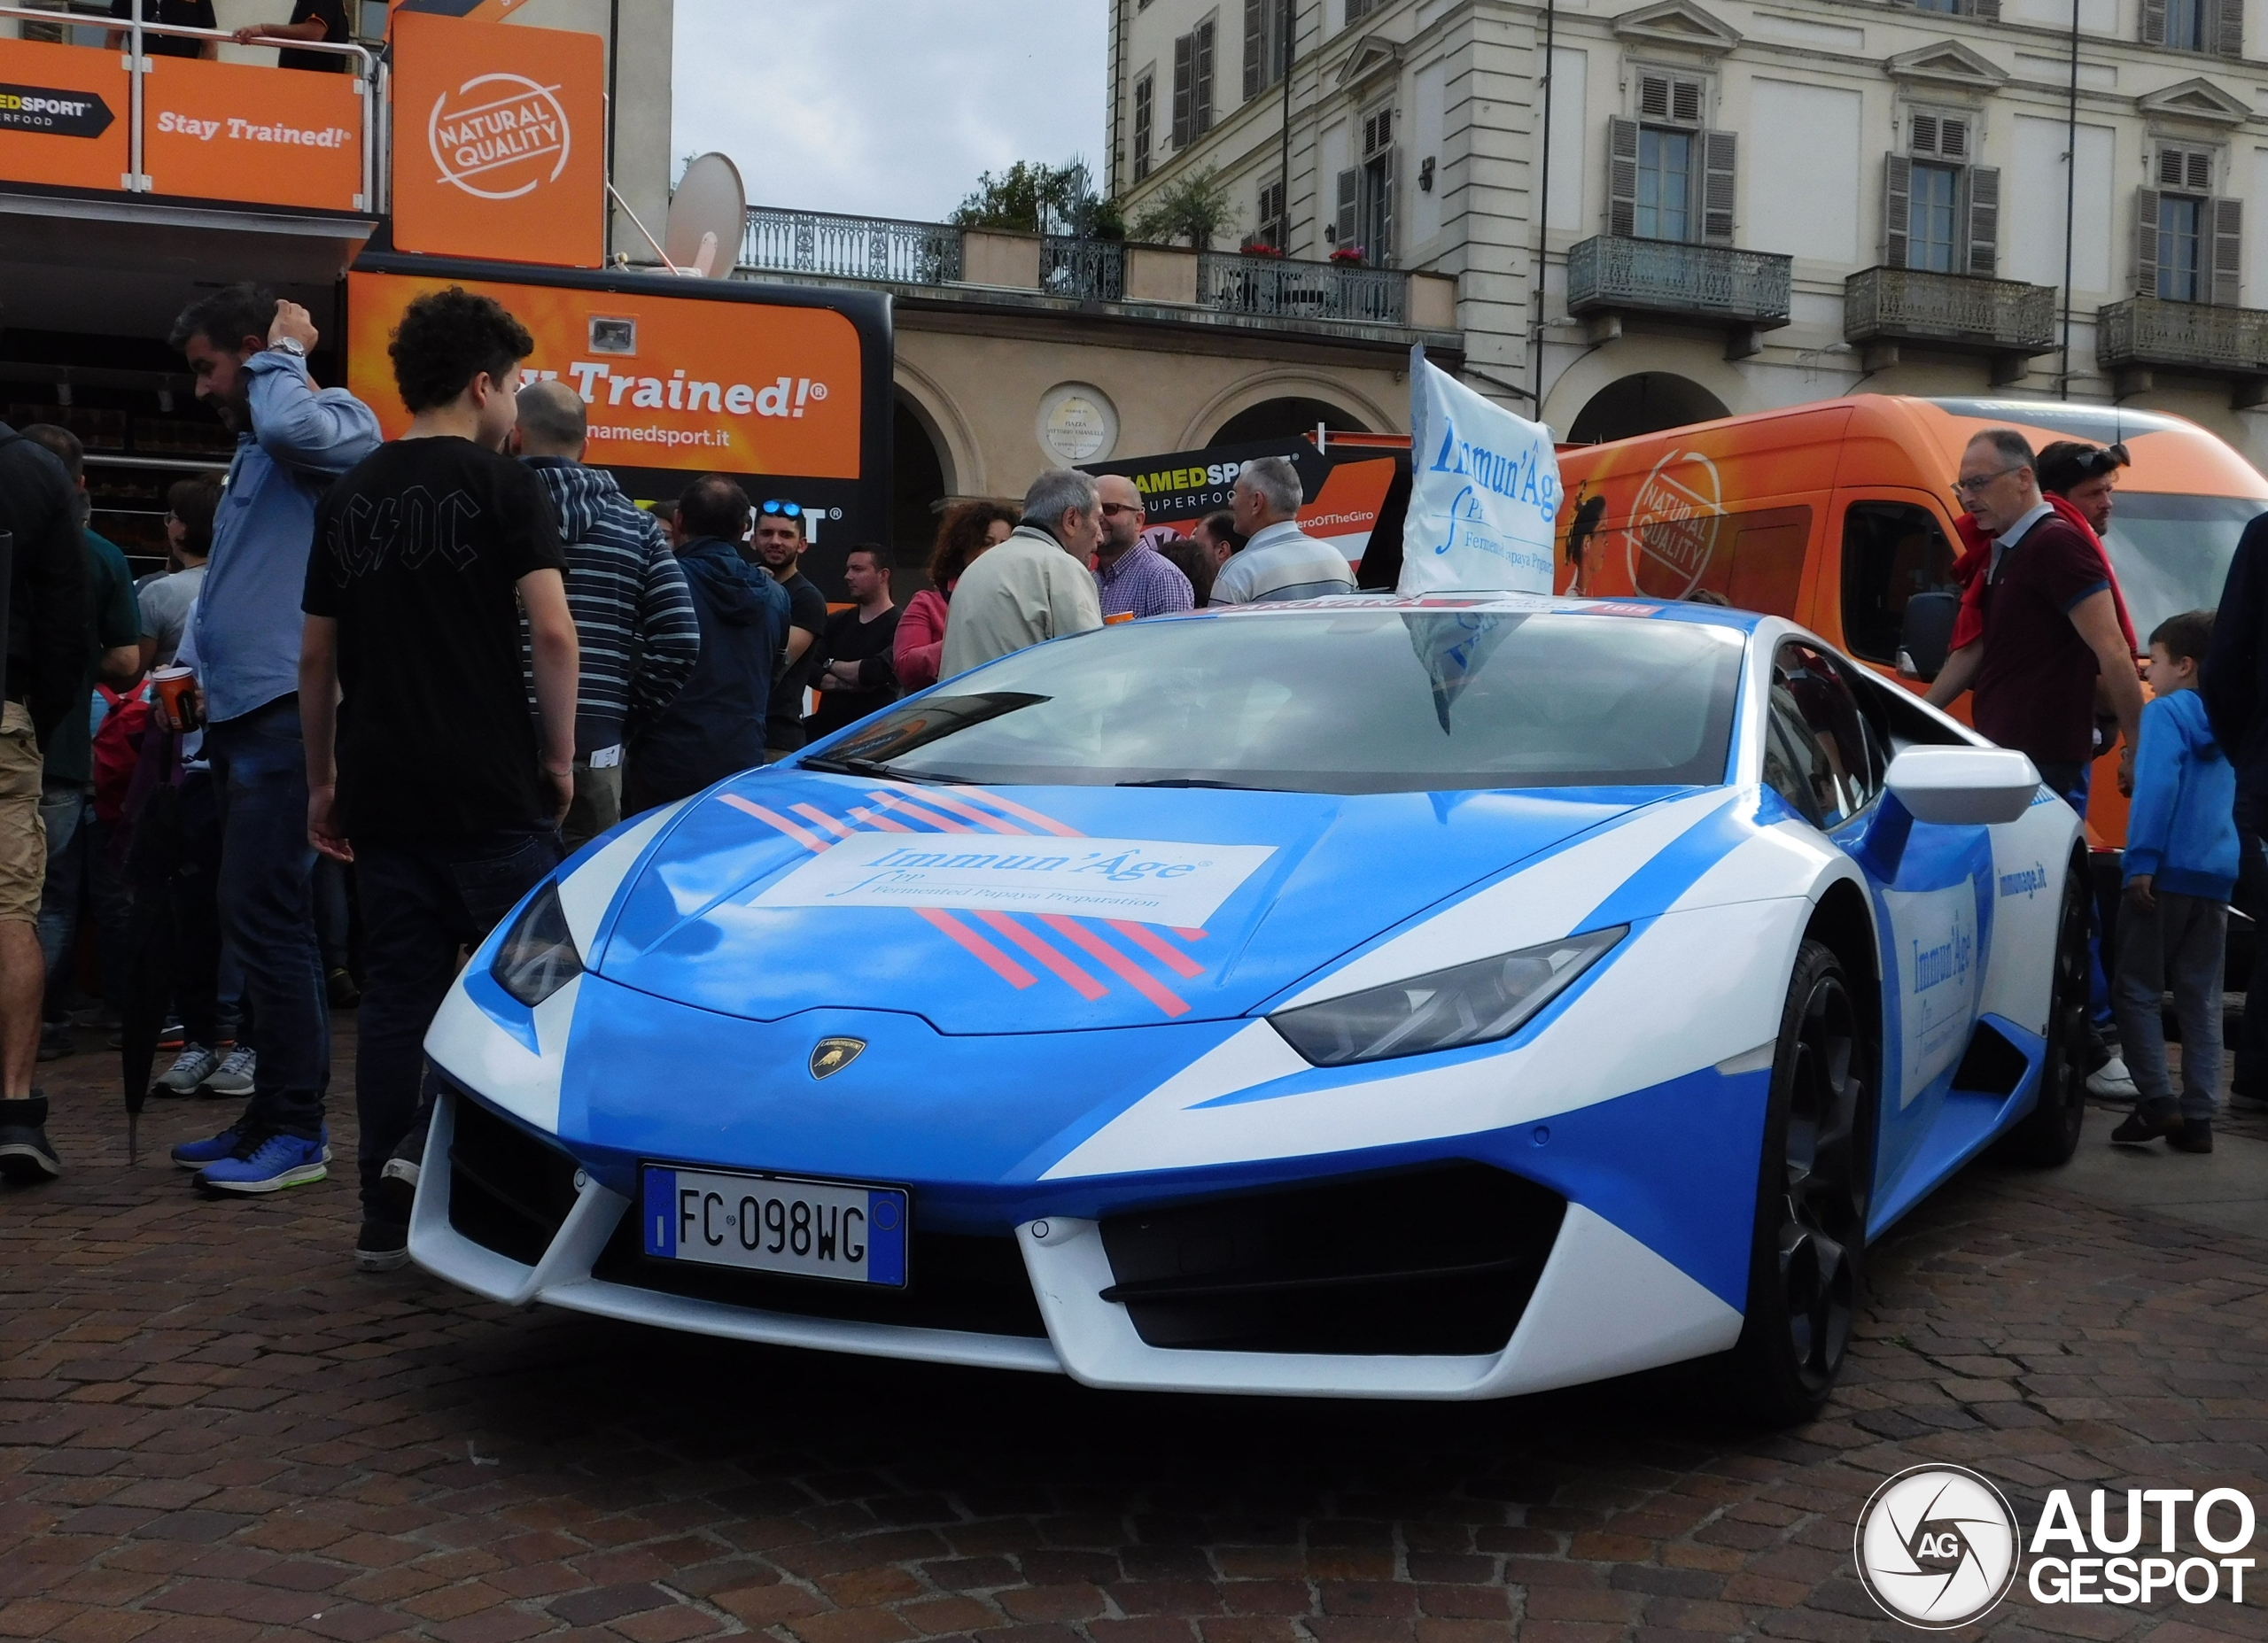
top-left (166, 285), bottom-right (380, 1193)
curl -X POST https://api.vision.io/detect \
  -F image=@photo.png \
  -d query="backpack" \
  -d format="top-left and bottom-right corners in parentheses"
top-left (92, 680), bottom-right (152, 824)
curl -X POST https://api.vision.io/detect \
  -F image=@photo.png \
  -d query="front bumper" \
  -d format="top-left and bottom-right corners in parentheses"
top-left (410, 1086), bottom-right (1744, 1401)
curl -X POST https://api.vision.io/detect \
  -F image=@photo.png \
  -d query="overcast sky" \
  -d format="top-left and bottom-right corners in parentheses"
top-left (670, 2), bottom-right (1108, 223)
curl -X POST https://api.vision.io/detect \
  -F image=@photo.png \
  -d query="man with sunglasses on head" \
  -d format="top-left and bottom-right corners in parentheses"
top-left (750, 499), bottom-right (828, 763)
top-left (1928, 429), bottom-right (2144, 808)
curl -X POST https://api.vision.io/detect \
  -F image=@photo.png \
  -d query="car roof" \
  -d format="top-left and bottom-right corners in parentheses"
top-left (1176, 592), bottom-right (1767, 632)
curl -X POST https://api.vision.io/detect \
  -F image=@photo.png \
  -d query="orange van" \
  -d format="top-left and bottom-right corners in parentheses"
top-left (1553, 395), bottom-right (2268, 863)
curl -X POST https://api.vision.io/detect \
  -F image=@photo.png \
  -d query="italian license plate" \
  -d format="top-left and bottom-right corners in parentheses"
top-left (641, 1166), bottom-right (907, 1287)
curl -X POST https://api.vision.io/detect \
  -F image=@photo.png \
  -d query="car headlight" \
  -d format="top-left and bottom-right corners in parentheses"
top-left (1270, 926), bottom-right (1627, 1067)
top-left (492, 881), bottom-right (582, 1007)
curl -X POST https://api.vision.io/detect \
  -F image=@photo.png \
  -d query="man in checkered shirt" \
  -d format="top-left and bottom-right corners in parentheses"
top-left (1091, 475), bottom-right (1193, 621)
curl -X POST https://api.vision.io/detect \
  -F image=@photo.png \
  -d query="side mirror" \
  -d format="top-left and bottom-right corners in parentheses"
top-left (1884, 746), bottom-right (2041, 826)
top-left (1897, 591), bottom-right (1960, 681)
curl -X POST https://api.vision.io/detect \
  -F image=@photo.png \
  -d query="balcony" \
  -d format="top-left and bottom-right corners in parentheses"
top-left (1565, 236), bottom-right (1791, 358)
top-left (740, 206), bottom-right (963, 285)
top-left (1844, 267), bottom-right (2057, 384)
top-left (2096, 295), bottom-right (2268, 404)
top-left (1041, 236), bottom-right (1125, 300)
top-left (1194, 252), bottom-right (1410, 326)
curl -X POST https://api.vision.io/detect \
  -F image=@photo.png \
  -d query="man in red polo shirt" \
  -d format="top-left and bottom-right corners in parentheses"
top-left (1928, 428), bottom-right (2143, 804)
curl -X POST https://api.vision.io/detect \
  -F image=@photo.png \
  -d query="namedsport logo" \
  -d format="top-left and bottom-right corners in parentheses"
top-left (1854, 1466), bottom-right (2021, 1629)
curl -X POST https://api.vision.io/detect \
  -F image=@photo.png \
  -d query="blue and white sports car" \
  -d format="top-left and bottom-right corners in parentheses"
top-left (410, 595), bottom-right (2087, 1423)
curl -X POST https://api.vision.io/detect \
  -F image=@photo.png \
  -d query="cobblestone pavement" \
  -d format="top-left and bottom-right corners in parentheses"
top-left (4, 1032), bottom-right (2265, 1643)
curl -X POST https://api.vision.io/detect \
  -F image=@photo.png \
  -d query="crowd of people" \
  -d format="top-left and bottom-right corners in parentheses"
top-left (7, 270), bottom-right (2251, 1258)
top-left (0, 281), bottom-right (1361, 1273)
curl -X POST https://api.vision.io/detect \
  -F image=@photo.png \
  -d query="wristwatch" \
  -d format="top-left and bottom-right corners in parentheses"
top-left (269, 337), bottom-right (307, 359)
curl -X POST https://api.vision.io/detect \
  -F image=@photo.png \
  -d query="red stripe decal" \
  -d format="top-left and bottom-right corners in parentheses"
top-left (1107, 919), bottom-right (1207, 979)
top-left (789, 802), bottom-right (855, 839)
top-left (975, 913), bottom-right (1108, 1001)
top-left (917, 908), bottom-right (1037, 989)
top-left (865, 791), bottom-right (974, 833)
top-left (1040, 916), bottom-right (1192, 1018)
top-left (916, 790), bottom-right (1032, 833)
top-left (844, 806), bottom-right (915, 833)
top-left (1173, 927), bottom-right (1207, 942)
top-left (961, 787), bottom-right (1084, 837)
top-left (718, 794), bottom-right (828, 853)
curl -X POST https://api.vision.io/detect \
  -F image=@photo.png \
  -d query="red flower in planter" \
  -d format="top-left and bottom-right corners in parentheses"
top-left (1328, 245), bottom-right (1365, 266)
top-left (1240, 240), bottom-right (1286, 258)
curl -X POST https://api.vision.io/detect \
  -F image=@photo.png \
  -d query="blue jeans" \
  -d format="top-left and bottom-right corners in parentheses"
top-left (206, 696), bottom-right (329, 1140)
top-left (353, 828), bottom-right (564, 1216)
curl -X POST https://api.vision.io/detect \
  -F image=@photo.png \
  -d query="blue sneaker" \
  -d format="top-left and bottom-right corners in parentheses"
top-left (194, 1130), bottom-right (330, 1194)
top-left (175, 1125), bottom-right (331, 1171)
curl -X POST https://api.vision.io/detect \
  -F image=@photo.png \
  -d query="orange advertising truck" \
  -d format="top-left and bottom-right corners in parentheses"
top-left (1554, 395), bottom-right (2268, 869)
top-left (345, 253), bottom-right (895, 594)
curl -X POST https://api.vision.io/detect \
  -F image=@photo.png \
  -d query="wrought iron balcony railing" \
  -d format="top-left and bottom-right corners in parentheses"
top-left (2095, 295), bottom-right (2268, 376)
top-left (1565, 236), bottom-right (1791, 328)
top-left (1041, 236), bottom-right (1126, 300)
top-left (1194, 252), bottom-right (1409, 325)
top-left (1843, 267), bottom-right (2055, 355)
top-left (741, 207), bottom-right (963, 285)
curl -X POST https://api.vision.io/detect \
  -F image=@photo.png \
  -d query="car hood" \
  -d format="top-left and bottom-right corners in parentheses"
top-left (592, 771), bottom-right (1682, 1034)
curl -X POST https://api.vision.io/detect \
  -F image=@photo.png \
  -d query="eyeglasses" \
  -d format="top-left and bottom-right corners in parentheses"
top-left (760, 500), bottom-right (801, 517)
top-left (1098, 501), bottom-right (1143, 517)
top-left (1950, 465), bottom-right (2025, 498)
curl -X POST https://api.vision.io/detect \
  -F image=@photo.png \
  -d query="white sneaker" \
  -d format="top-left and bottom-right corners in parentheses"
top-left (201, 1045), bottom-right (256, 1098)
top-left (2087, 1055), bottom-right (2138, 1099)
top-left (156, 1044), bottom-right (220, 1097)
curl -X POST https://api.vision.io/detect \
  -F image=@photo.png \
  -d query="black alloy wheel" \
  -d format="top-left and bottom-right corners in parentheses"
top-left (1993, 858), bottom-right (2091, 1166)
top-left (1723, 938), bottom-right (1875, 1427)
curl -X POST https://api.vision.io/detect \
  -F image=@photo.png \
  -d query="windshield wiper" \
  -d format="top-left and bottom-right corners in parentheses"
top-left (799, 755), bottom-right (976, 786)
top-left (1116, 778), bottom-right (1268, 789)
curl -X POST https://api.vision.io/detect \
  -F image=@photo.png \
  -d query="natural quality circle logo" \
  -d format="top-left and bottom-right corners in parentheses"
top-left (427, 72), bottom-right (571, 200)
top-left (1854, 1465), bottom-right (2022, 1629)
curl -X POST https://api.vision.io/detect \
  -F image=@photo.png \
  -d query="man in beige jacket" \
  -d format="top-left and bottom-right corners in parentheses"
top-left (939, 469), bottom-right (1107, 678)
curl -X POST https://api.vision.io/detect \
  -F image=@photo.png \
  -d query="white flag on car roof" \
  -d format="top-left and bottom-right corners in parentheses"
top-left (1399, 347), bottom-right (1563, 595)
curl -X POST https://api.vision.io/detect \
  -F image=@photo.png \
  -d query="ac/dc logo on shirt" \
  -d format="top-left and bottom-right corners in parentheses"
top-left (325, 488), bottom-right (486, 585)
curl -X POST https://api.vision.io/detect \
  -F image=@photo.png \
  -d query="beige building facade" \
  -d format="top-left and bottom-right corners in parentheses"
top-left (1110, 0), bottom-right (2268, 468)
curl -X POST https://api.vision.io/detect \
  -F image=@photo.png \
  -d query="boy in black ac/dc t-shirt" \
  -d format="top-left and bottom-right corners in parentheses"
top-left (299, 286), bottom-right (579, 1275)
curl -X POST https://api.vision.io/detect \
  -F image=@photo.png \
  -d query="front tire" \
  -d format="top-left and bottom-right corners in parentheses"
top-left (1992, 858), bottom-right (2090, 1166)
top-left (1721, 939), bottom-right (1876, 1427)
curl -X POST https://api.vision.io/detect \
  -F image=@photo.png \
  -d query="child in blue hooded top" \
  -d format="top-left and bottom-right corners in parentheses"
top-left (2111, 608), bottom-right (2239, 1152)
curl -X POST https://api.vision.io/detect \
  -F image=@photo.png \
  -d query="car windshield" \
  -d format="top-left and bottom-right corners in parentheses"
top-left (824, 609), bottom-right (1746, 794)
top-left (2101, 493), bottom-right (2266, 639)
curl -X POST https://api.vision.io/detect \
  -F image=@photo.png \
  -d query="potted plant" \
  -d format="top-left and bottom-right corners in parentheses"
top-left (1239, 239), bottom-right (1285, 258)
top-left (1328, 244), bottom-right (1365, 267)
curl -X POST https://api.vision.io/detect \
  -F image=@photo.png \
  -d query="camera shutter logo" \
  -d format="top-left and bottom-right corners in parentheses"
top-left (428, 72), bottom-right (571, 200)
top-left (1855, 1465), bottom-right (2021, 1629)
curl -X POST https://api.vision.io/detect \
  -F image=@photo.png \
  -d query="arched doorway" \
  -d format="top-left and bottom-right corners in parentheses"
top-left (892, 393), bottom-right (948, 589)
top-left (1210, 395), bottom-right (1369, 445)
top-left (1567, 374), bottom-right (1729, 445)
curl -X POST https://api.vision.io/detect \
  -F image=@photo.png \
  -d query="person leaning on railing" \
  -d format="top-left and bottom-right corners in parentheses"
top-left (231, 0), bottom-right (351, 72)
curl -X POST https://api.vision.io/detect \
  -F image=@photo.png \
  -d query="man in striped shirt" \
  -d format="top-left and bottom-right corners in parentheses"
top-left (515, 380), bottom-right (702, 846)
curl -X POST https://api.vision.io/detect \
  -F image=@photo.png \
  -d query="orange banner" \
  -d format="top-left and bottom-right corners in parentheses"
top-left (347, 270), bottom-right (866, 478)
top-left (142, 55), bottom-right (363, 210)
top-left (390, 11), bottom-right (604, 268)
top-left (0, 35), bottom-right (129, 193)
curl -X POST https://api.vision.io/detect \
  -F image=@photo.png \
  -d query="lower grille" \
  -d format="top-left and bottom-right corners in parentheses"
top-left (592, 1216), bottom-right (1048, 1338)
top-left (1099, 1163), bottom-right (1566, 1355)
top-left (447, 1091), bottom-right (582, 1266)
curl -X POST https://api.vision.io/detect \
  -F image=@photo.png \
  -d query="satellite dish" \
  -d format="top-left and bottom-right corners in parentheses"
top-left (664, 151), bottom-right (746, 279)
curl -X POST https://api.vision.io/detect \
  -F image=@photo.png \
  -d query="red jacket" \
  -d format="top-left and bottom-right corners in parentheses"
top-left (895, 586), bottom-right (950, 692)
top-left (1949, 494), bottom-right (2137, 655)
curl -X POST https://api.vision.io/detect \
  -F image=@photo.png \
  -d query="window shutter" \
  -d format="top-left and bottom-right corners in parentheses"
top-left (1939, 119), bottom-right (1969, 160)
top-left (2186, 149), bottom-right (2213, 191)
top-left (1244, 0), bottom-right (1263, 100)
top-left (1378, 143), bottom-right (1398, 265)
top-left (1702, 128), bottom-right (1737, 244)
top-left (2213, 195), bottom-right (2243, 304)
top-left (1608, 116), bottom-right (1640, 237)
top-left (1883, 154), bottom-right (1912, 268)
top-left (1965, 164), bottom-right (1999, 276)
top-left (1911, 113), bottom-right (1939, 155)
top-left (2135, 185), bottom-right (2163, 295)
top-left (1334, 167), bottom-right (1358, 244)
top-left (1193, 19), bottom-right (1216, 135)
top-left (2218, 0), bottom-right (2243, 53)
top-left (1970, 0), bottom-right (2000, 20)
top-left (2141, 0), bottom-right (2168, 44)
top-left (1671, 78), bottom-right (1702, 122)
top-left (1173, 34), bottom-right (1193, 148)
top-left (1638, 73), bottom-right (1672, 120)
